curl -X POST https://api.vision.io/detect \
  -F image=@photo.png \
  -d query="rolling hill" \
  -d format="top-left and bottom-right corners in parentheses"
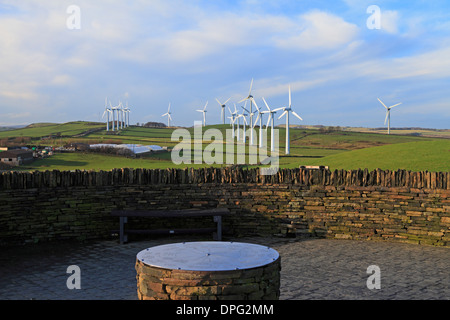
top-left (1, 121), bottom-right (448, 172)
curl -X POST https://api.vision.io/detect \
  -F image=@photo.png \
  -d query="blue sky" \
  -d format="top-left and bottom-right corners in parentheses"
top-left (1, 0), bottom-right (450, 129)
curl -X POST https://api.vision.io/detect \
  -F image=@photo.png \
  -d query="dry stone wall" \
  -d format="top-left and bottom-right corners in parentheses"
top-left (0, 168), bottom-right (449, 246)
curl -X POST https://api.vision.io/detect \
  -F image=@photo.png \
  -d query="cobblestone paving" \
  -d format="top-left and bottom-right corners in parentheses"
top-left (0, 236), bottom-right (448, 300)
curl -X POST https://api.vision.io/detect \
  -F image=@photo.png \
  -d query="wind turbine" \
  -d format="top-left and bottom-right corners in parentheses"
top-left (120, 102), bottom-right (126, 129)
top-left (113, 102), bottom-right (123, 130)
top-left (278, 86), bottom-right (303, 155)
top-left (228, 105), bottom-right (238, 139)
top-left (253, 102), bottom-right (265, 148)
top-left (240, 105), bottom-right (249, 143)
top-left (196, 101), bottom-right (208, 127)
top-left (261, 97), bottom-right (283, 152)
top-left (124, 102), bottom-right (131, 127)
top-left (162, 103), bottom-right (172, 127)
top-left (239, 78), bottom-right (259, 145)
top-left (216, 97), bottom-right (231, 125)
top-left (102, 98), bottom-right (112, 131)
top-left (378, 98), bottom-right (402, 135)
top-left (235, 106), bottom-right (241, 142)
top-left (110, 101), bottom-right (116, 131)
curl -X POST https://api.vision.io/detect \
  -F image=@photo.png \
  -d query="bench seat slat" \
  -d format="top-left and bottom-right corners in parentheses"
top-left (113, 228), bottom-right (217, 235)
top-left (111, 208), bottom-right (230, 218)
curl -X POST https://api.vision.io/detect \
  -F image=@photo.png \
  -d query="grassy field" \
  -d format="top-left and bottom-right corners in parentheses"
top-left (3, 121), bottom-right (449, 172)
top-left (300, 140), bottom-right (450, 172)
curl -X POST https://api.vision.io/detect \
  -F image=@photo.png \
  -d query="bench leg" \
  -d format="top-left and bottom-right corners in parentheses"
top-left (119, 217), bottom-right (128, 244)
top-left (213, 215), bottom-right (222, 241)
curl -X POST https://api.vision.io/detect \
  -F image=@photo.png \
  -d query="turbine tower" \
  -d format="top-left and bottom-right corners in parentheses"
top-left (162, 103), bottom-right (172, 127)
top-left (261, 97), bottom-right (282, 152)
top-left (278, 86), bottom-right (303, 155)
top-left (196, 101), bottom-right (208, 127)
top-left (239, 78), bottom-right (259, 145)
top-left (378, 98), bottom-right (402, 135)
top-left (216, 97), bottom-right (231, 125)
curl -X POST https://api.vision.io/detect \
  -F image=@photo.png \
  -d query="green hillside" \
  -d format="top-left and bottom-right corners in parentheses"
top-left (301, 140), bottom-right (450, 172)
top-left (0, 121), bottom-right (104, 138)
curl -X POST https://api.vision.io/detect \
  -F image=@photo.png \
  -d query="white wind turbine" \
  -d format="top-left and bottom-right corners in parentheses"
top-left (114, 102), bottom-right (123, 130)
top-left (216, 97), bottom-right (231, 125)
top-left (261, 97), bottom-right (283, 152)
top-left (239, 78), bottom-right (259, 145)
top-left (102, 98), bottom-right (112, 131)
top-left (110, 101), bottom-right (117, 131)
top-left (120, 102), bottom-right (126, 129)
top-left (236, 107), bottom-right (241, 142)
top-left (124, 102), bottom-right (131, 127)
top-left (239, 105), bottom-right (249, 143)
top-left (378, 98), bottom-right (402, 135)
top-left (253, 102), bottom-right (265, 148)
top-left (162, 103), bottom-right (172, 127)
top-left (228, 105), bottom-right (238, 139)
top-left (196, 101), bottom-right (208, 127)
top-left (278, 86), bottom-right (303, 155)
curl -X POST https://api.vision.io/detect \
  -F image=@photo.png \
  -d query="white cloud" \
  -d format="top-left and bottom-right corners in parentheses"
top-left (275, 11), bottom-right (359, 51)
top-left (381, 10), bottom-right (399, 34)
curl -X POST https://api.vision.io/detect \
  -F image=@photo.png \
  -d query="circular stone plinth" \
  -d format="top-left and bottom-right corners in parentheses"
top-left (135, 241), bottom-right (281, 300)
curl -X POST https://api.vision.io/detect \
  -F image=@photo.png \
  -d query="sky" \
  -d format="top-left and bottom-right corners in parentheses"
top-left (1, 0), bottom-right (450, 129)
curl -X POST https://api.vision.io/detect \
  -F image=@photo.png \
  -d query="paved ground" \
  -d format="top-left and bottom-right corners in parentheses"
top-left (0, 235), bottom-right (448, 300)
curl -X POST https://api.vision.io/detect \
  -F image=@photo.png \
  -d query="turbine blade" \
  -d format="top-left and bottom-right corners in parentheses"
top-left (238, 97), bottom-right (247, 103)
top-left (216, 98), bottom-right (222, 105)
top-left (262, 97), bottom-right (270, 111)
top-left (224, 97), bottom-right (231, 104)
top-left (289, 85), bottom-right (291, 107)
top-left (292, 111), bottom-right (303, 121)
top-left (253, 114), bottom-right (260, 127)
top-left (378, 98), bottom-right (388, 109)
top-left (384, 110), bottom-right (389, 125)
top-left (266, 114), bottom-right (272, 129)
top-left (278, 110), bottom-right (287, 120)
top-left (248, 78), bottom-right (253, 96)
top-left (390, 103), bottom-right (402, 109)
top-left (252, 98), bottom-right (259, 111)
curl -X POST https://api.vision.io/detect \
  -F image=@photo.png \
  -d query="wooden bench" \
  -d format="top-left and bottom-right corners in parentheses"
top-left (111, 208), bottom-right (231, 244)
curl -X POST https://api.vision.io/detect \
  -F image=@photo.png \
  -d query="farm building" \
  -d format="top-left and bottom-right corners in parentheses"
top-left (0, 149), bottom-right (34, 166)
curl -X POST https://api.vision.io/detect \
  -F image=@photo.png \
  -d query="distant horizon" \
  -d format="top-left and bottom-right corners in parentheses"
top-left (1, 121), bottom-right (449, 132)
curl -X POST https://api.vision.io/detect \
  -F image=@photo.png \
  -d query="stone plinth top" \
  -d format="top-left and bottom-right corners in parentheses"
top-left (136, 241), bottom-right (280, 272)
